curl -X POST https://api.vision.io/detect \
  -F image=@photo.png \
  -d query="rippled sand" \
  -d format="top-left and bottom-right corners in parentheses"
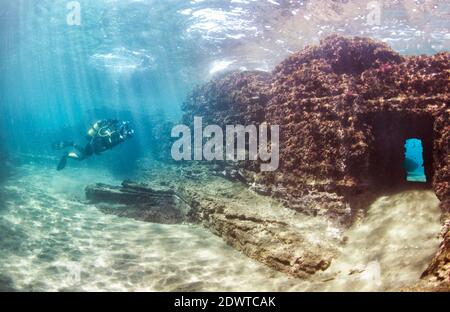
top-left (0, 165), bottom-right (303, 291)
top-left (314, 190), bottom-right (442, 291)
top-left (0, 164), bottom-right (442, 291)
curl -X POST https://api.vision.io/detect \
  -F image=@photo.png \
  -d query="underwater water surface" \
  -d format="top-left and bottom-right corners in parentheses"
top-left (0, 0), bottom-right (448, 292)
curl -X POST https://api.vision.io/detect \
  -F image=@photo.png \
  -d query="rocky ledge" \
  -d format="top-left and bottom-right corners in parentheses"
top-left (87, 35), bottom-right (449, 289)
top-left (85, 181), bottom-right (190, 224)
top-left (86, 163), bottom-right (342, 278)
top-left (420, 220), bottom-right (450, 288)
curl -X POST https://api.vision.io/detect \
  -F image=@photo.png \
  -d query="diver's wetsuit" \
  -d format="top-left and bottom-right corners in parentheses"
top-left (55, 119), bottom-right (134, 171)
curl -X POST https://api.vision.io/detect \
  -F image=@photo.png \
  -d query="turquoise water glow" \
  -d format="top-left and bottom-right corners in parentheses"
top-left (404, 138), bottom-right (426, 183)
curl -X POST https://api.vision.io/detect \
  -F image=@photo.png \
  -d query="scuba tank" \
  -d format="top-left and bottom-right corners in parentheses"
top-left (87, 121), bottom-right (101, 139)
top-left (86, 120), bottom-right (112, 139)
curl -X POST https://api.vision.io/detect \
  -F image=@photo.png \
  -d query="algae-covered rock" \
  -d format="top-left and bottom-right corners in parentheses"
top-left (183, 70), bottom-right (271, 127)
top-left (183, 35), bottom-right (450, 226)
top-left (181, 35), bottom-right (450, 289)
top-left (421, 222), bottom-right (450, 286)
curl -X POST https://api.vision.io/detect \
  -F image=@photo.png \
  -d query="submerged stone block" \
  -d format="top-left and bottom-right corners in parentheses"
top-left (85, 181), bottom-right (191, 224)
top-left (181, 35), bottom-right (449, 288)
top-left (85, 169), bottom-right (339, 278)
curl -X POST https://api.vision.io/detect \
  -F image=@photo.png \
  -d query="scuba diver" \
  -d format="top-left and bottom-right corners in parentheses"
top-left (53, 119), bottom-right (135, 171)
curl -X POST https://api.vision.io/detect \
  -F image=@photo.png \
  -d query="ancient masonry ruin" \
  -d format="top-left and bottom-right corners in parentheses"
top-left (182, 35), bottom-right (449, 287)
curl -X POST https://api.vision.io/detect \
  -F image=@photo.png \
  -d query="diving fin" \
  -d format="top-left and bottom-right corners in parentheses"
top-left (57, 152), bottom-right (68, 171)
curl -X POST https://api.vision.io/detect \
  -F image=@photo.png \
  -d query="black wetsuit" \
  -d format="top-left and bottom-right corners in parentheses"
top-left (56, 119), bottom-right (133, 170)
top-left (78, 120), bottom-right (127, 158)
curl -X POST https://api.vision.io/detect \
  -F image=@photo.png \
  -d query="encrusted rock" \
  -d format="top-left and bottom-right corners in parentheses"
top-left (421, 221), bottom-right (450, 285)
top-left (183, 35), bottom-right (449, 226)
top-left (183, 71), bottom-right (271, 127)
top-left (86, 164), bottom-right (340, 278)
top-left (85, 181), bottom-right (191, 224)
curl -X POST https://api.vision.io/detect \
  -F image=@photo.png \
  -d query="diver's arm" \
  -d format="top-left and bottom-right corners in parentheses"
top-left (107, 132), bottom-right (126, 149)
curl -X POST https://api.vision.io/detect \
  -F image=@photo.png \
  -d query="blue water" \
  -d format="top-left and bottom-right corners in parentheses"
top-left (0, 0), bottom-right (448, 291)
top-left (404, 138), bottom-right (426, 183)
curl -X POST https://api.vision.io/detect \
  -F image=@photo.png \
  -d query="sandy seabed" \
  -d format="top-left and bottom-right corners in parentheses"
top-left (0, 164), bottom-right (442, 291)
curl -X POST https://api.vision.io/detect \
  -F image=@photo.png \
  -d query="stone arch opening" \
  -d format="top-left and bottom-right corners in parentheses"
top-left (367, 112), bottom-right (435, 190)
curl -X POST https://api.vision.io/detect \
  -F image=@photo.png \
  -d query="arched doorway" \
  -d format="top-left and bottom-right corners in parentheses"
top-left (367, 112), bottom-right (434, 190)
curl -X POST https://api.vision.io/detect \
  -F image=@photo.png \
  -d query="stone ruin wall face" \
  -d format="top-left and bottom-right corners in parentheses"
top-left (182, 35), bottom-right (450, 224)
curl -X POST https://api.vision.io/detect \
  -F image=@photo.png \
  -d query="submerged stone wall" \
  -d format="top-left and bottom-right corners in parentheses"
top-left (182, 71), bottom-right (271, 127)
top-left (182, 35), bottom-right (450, 287)
top-left (183, 35), bottom-right (449, 224)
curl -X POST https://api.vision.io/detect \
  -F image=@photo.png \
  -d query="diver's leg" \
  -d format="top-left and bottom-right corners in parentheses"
top-left (67, 151), bottom-right (86, 161)
top-left (57, 150), bottom-right (86, 171)
top-left (56, 143), bottom-right (94, 171)
top-left (72, 144), bottom-right (85, 153)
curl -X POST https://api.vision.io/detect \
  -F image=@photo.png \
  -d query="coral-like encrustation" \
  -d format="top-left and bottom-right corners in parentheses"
top-left (86, 162), bottom-right (340, 278)
top-left (183, 35), bottom-right (449, 219)
top-left (182, 70), bottom-right (271, 127)
top-left (182, 35), bottom-right (450, 286)
top-left (266, 36), bottom-right (449, 222)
